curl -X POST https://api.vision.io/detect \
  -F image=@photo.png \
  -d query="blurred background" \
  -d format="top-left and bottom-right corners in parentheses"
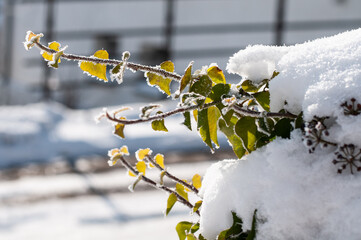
top-left (0, 0), bottom-right (360, 239)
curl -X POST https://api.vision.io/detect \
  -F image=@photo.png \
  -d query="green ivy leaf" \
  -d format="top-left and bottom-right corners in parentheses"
top-left (193, 200), bottom-right (202, 213)
top-left (183, 112), bottom-right (192, 131)
top-left (245, 210), bottom-right (258, 240)
top-left (253, 91), bottom-right (270, 111)
top-left (176, 183), bottom-right (189, 201)
top-left (207, 66), bottom-right (226, 84)
top-left (197, 109), bottom-right (213, 150)
top-left (186, 234), bottom-right (197, 240)
top-left (179, 62), bottom-right (193, 93)
top-left (272, 118), bottom-right (293, 139)
top-left (190, 75), bottom-right (212, 98)
top-left (176, 222), bottom-right (194, 240)
top-left (208, 106), bottom-right (221, 147)
top-left (114, 122), bottom-right (125, 138)
top-left (241, 80), bottom-right (259, 93)
top-left (209, 83), bottom-right (231, 102)
top-left (235, 117), bottom-right (257, 153)
top-left (295, 112), bottom-right (304, 129)
top-left (217, 212), bottom-right (247, 240)
top-left (151, 112), bottom-right (168, 132)
top-left (218, 119), bottom-right (246, 158)
top-left (166, 193), bottom-right (177, 216)
top-left (146, 61), bottom-right (174, 96)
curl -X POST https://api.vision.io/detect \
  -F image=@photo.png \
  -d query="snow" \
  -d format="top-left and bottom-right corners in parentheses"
top-left (0, 101), bottom-right (228, 167)
top-left (200, 29), bottom-right (361, 239)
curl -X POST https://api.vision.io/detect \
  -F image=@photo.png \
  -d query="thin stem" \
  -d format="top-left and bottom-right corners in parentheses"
top-left (144, 155), bottom-right (199, 194)
top-left (106, 101), bottom-right (221, 125)
top-left (231, 104), bottom-right (298, 119)
top-left (34, 41), bottom-right (182, 81)
top-left (119, 156), bottom-right (200, 216)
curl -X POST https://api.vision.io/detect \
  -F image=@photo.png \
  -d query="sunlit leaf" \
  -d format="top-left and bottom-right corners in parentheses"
top-left (136, 148), bottom-right (152, 161)
top-left (146, 61), bottom-right (174, 96)
top-left (128, 175), bottom-right (142, 192)
top-left (197, 109), bottom-right (213, 150)
top-left (136, 161), bottom-right (147, 175)
top-left (207, 66), bottom-right (226, 84)
top-left (241, 80), bottom-right (260, 93)
top-left (120, 146), bottom-right (129, 155)
top-left (253, 91), bottom-right (270, 111)
top-left (24, 31), bottom-right (43, 50)
top-left (193, 200), bottom-right (203, 213)
top-left (208, 106), bottom-right (221, 147)
top-left (128, 170), bottom-right (136, 177)
top-left (190, 75), bottom-right (212, 98)
top-left (155, 154), bottom-right (165, 168)
top-left (192, 174), bottom-right (202, 189)
top-left (176, 183), bottom-right (189, 201)
top-left (179, 62), bottom-right (193, 93)
top-left (152, 119), bottom-right (168, 132)
top-left (219, 119), bottom-right (246, 158)
top-left (42, 41), bottom-right (61, 61)
top-left (160, 170), bottom-right (166, 185)
top-left (186, 234), bottom-right (197, 240)
top-left (80, 50), bottom-right (109, 82)
top-left (166, 193), bottom-right (177, 216)
top-left (114, 118), bottom-right (126, 139)
top-left (235, 117), bottom-right (257, 153)
top-left (176, 221), bottom-right (194, 240)
top-left (183, 112), bottom-right (192, 131)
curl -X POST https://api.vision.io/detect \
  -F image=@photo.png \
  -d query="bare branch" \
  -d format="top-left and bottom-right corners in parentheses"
top-left (118, 156), bottom-right (200, 216)
top-left (106, 100), bottom-right (222, 125)
top-left (144, 155), bottom-right (199, 194)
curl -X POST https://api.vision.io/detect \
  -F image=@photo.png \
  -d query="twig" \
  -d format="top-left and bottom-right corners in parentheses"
top-left (106, 100), bottom-right (222, 125)
top-left (119, 156), bottom-right (200, 216)
top-left (231, 104), bottom-right (298, 119)
top-left (144, 155), bottom-right (199, 194)
top-left (34, 41), bottom-right (182, 81)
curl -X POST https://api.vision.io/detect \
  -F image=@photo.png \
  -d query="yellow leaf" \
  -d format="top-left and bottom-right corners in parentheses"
top-left (128, 170), bottom-right (136, 177)
top-left (80, 50), bottom-right (109, 82)
top-left (24, 31), bottom-right (43, 50)
top-left (42, 41), bottom-right (61, 62)
top-left (192, 174), bottom-right (202, 189)
top-left (136, 161), bottom-right (147, 175)
top-left (27, 31), bottom-right (37, 42)
top-left (136, 148), bottom-right (152, 161)
top-left (108, 148), bottom-right (119, 157)
top-left (120, 146), bottom-right (129, 155)
top-left (207, 65), bottom-right (226, 84)
top-left (146, 61), bottom-right (174, 96)
top-left (155, 154), bottom-right (165, 168)
top-left (176, 183), bottom-right (188, 201)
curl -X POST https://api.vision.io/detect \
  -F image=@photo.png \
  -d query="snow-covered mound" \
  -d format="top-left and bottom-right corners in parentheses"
top-left (201, 28), bottom-right (361, 239)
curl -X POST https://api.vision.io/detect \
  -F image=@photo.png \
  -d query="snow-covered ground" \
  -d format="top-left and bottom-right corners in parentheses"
top-left (0, 161), bottom-right (212, 240)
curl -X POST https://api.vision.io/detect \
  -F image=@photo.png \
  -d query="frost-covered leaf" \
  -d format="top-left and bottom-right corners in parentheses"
top-left (176, 183), bottom-right (189, 201)
top-left (192, 174), bottom-right (202, 189)
top-left (166, 193), bottom-right (177, 216)
top-left (235, 117), bottom-right (257, 153)
top-left (114, 120), bottom-right (126, 139)
top-left (110, 62), bottom-right (125, 84)
top-left (128, 170), bottom-right (136, 177)
top-left (197, 109), bottom-right (213, 150)
top-left (272, 118), bottom-right (293, 139)
top-left (136, 148), bottom-right (152, 161)
top-left (129, 175), bottom-right (142, 192)
top-left (207, 66), bottom-right (226, 84)
top-left (42, 41), bottom-right (61, 61)
top-left (155, 154), bottom-right (165, 168)
top-left (190, 75), bottom-right (212, 98)
top-left (181, 93), bottom-right (206, 107)
top-left (24, 31), bottom-right (43, 50)
top-left (120, 146), bottom-right (129, 156)
top-left (140, 104), bottom-right (161, 119)
top-left (193, 200), bottom-right (202, 213)
top-left (209, 83), bottom-right (231, 102)
top-left (151, 119), bottom-right (168, 132)
top-left (183, 112), bottom-right (192, 131)
top-left (179, 62), bottom-right (193, 93)
top-left (253, 91), bottom-right (270, 111)
top-left (160, 170), bottom-right (166, 185)
top-left (146, 61), bottom-right (174, 96)
top-left (136, 161), bottom-right (146, 175)
top-left (49, 50), bottom-right (64, 69)
top-left (208, 106), bottom-right (221, 147)
top-left (80, 50), bottom-right (109, 82)
top-left (219, 118), bottom-right (246, 158)
top-left (176, 221), bottom-right (194, 240)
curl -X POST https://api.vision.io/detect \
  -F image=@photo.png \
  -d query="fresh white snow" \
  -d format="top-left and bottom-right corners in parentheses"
top-left (200, 28), bottom-right (361, 239)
